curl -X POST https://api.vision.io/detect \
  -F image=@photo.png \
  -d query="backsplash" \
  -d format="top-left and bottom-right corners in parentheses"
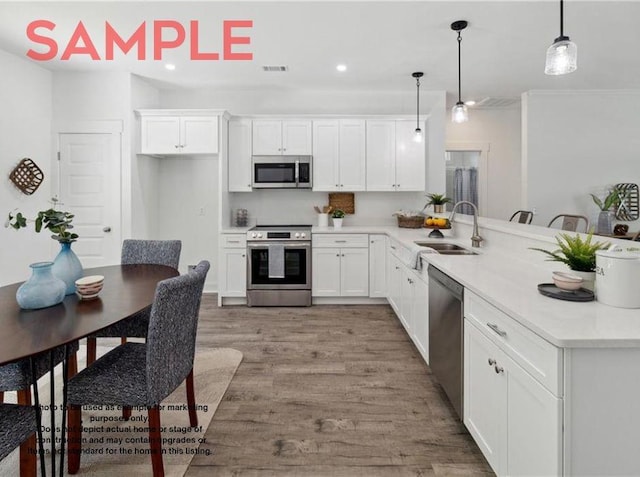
top-left (229, 190), bottom-right (425, 227)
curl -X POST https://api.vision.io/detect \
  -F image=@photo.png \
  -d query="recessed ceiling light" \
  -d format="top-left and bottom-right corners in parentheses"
top-left (165, 64), bottom-right (176, 71)
top-left (336, 64), bottom-right (347, 72)
top-left (465, 100), bottom-right (476, 106)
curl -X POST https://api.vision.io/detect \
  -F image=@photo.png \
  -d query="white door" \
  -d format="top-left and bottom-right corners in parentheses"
top-left (366, 120), bottom-right (395, 191)
top-left (395, 120), bottom-right (425, 191)
top-left (181, 116), bottom-right (218, 154)
top-left (412, 277), bottom-right (429, 364)
top-left (388, 254), bottom-right (402, 315)
top-left (340, 248), bottom-right (369, 297)
top-left (282, 120), bottom-right (312, 155)
top-left (140, 116), bottom-right (180, 154)
top-left (312, 248), bottom-right (341, 296)
top-left (368, 235), bottom-right (387, 298)
top-left (339, 119), bottom-right (366, 191)
top-left (252, 120), bottom-right (282, 155)
top-left (57, 132), bottom-right (121, 268)
top-left (221, 249), bottom-right (246, 296)
top-left (228, 120), bottom-right (253, 192)
top-left (399, 266), bottom-right (413, 332)
top-left (312, 120), bottom-right (339, 191)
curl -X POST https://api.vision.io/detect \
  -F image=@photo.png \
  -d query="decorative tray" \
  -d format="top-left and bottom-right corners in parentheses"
top-left (537, 283), bottom-right (595, 302)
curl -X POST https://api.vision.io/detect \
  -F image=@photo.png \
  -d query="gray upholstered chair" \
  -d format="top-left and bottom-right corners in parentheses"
top-left (86, 239), bottom-right (182, 365)
top-left (0, 344), bottom-right (78, 476)
top-left (0, 403), bottom-right (37, 464)
top-left (547, 214), bottom-right (589, 233)
top-left (67, 260), bottom-right (209, 477)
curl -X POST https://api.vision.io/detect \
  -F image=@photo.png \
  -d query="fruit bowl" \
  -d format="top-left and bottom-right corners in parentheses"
top-left (423, 217), bottom-right (451, 238)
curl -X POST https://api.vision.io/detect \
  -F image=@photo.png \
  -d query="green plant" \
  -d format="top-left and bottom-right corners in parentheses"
top-left (331, 209), bottom-right (345, 219)
top-left (591, 186), bottom-right (623, 211)
top-left (6, 197), bottom-right (78, 243)
top-left (530, 233), bottom-right (608, 272)
top-left (424, 193), bottom-right (452, 206)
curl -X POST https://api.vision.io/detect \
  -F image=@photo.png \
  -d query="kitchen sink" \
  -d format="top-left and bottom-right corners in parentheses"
top-left (414, 242), bottom-right (478, 255)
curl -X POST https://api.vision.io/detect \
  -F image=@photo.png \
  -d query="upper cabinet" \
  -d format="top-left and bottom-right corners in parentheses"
top-left (252, 120), bottom-right (312, 155)
top-left (228, 119), bottom-right (253, 192)
top-left (312, 119), bottom-right (366, 192)
top-left (366, 120), bottom-right (425, 192)
top-left (137, 110), bottom-right (220, 155)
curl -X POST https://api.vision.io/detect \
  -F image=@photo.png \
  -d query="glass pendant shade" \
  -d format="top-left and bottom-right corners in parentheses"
top-left (545, 37), bottom-right (577, 75)
top-left (413, 127), bottom-right (423, 143)
top-left (451, 102), bottom-right (469, 123)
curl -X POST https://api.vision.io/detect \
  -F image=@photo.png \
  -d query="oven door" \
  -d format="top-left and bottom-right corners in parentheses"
top-left (247, 241), bottom-right (311, 290)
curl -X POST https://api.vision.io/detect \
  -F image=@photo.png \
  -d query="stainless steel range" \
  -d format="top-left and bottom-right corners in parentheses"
top-left (246, 225), bottom-right (312, 307)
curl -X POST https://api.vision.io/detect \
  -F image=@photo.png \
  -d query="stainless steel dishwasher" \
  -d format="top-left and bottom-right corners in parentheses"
top-left (428, 265), bottom-right (464, 420)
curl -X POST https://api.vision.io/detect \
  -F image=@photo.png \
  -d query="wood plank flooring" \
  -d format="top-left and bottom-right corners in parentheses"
top-left (187, 296), bottom-right (494, 476)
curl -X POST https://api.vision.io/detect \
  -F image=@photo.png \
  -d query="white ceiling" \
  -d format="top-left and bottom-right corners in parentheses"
top-left (0, 1), bottom-right (639, 105)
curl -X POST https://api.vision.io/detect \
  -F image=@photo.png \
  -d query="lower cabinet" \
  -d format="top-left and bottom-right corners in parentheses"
top-left (219, 248), bottom-right (246, 297)
top-left (369, 234), bottom-right (387, 298)
top-left (312, 247), bottom-right (369, 297)
top-left (464, 319), bottom-right (562, 476)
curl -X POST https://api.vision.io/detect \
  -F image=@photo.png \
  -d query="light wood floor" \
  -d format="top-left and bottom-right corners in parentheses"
top-left (187, 295), bottom-right (494, 476)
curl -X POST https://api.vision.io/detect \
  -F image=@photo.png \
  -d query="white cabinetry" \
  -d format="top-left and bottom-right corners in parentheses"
top-left (312, 119), bottom-right (366, 191)
top-left (312, 234), bottom-right (369, 297)
top-left (228, 119), bottom-right (252, 192)
top-left (464, 293), bottom-right (562, 477)
top-left (219, 234), bottom-right (247, 297)
top-left (365, 120), bottom-right (425, 191)
top-left (368, 235), bottom-right (387, 298)
top-left (138, 112), bottom-right (219, 155)
top-left (252, 120), bottom-right (312, 155)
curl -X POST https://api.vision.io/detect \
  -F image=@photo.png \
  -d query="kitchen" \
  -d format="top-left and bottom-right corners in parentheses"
top-left (1, 1), bottom-right (640, 476)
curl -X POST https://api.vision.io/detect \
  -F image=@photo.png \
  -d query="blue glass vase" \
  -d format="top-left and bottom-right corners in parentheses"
top-left (16, 262), bottom-right (66, 310)
top-left (52, 242), bottom-right (83, 295)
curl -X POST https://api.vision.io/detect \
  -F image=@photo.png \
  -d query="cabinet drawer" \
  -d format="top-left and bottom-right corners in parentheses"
top-left (221, 234), bottom-right (247, 248)
top-left (388, 239), bottom-right (411, 264)
top-left (464, 290), bottom-right (563, 396)
top-left (313, 234), bottom-right (368, 248)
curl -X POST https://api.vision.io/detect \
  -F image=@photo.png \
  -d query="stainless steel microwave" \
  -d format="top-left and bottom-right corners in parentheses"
top-left (251, 156), bottom-right (312, 189)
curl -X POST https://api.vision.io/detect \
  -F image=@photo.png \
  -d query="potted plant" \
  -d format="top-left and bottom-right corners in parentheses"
top-left (590, 186), bottom-right (623, 235)
top-left (331, 209), bottom-right (345, 229)
top-left (7, 197), bottom-right (83, 295)
top-left (530, 232), bottom-right (608, 291)
top-left (424, 193), bottom-right (452, 214)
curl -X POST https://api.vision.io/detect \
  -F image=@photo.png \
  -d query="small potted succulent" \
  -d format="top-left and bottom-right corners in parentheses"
top-left (331, 209), bottom-right (345, 229)
top-left (530, 232), bottom-right (609, 291)
top-left (424, 193), bottom-right (452, 214)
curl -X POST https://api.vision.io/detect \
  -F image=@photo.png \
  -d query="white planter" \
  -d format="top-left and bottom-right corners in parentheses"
top-left (318, 213), bottom-right (329, 227)
top-left (332, 218), bottom-right (343, 229)
top-left (571, 270), bottom-right (596, 292)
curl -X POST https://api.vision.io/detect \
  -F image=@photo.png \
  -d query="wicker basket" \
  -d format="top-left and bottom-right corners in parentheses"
top-left (397, 215), bottom-right (425, 228)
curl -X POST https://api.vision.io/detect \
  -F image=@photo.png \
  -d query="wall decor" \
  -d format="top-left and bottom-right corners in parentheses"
top-left (9, 158), bottom-right (44, 195)
top-left (615, 183), bottom-right (639, 221)
top-left (328, 192), bottom-right (355, 214)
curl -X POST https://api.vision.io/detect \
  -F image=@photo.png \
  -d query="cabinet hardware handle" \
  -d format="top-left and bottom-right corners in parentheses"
top-left (494, 365), bottom-right (504, 374)
top-left (336, 254), bottom-right (340, 257)
top-left (242, 254), bottom-right (245, 258)
top-left (390, 245), bottom-right (396, 250)
top-left (175, 145), bottom-right (179, 148)
top-left (336, 184), bottom-right (339, 187)
top-left (278, 148), bottom-right (281, 151)
top-left (248, 184), bottom-right (251, 187)
top-left (488, 358), bottom-right (496, 366)
top-left (283, 148), bottom-right (286, 151)
top-left (342, 254), bottom-right (345, 257)
top-left (487, 323), bottom-right (507, 337)
top-left (335, 240), bottom-right (347, 243)
top-left (395, 266), bottom-right (399, 270)
top-left (228, 240), bottom-right (240, 243)
top-left (341, 184), bottom-right (344, 187)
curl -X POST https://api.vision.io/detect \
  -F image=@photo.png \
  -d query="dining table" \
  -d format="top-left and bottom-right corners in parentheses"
top-left (0, 264), bottom-right (179, 477)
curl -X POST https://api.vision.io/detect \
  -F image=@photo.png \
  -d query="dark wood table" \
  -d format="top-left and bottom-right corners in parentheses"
top-left (0, 264), bottom-right (178, 366)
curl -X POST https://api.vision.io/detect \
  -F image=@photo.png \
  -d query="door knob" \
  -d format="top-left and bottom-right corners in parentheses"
top-left (103, 226), bottom-right (112, 233)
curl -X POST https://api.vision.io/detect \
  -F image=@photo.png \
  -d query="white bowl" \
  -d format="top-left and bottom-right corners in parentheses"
top-left (75, 275), bottom-right (104, 287)
top-left (75, 275), bottom-right (104, 298)
top-left (552, 271), bottom-right (583, 291)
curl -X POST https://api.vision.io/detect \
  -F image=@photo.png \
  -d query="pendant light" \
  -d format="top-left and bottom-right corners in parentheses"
top-left (412, 72), bottom-right (424, 143)
top-left (545, 0), bottom-right (577, 75)
top-left (451, 20), bottom-right (469, 123)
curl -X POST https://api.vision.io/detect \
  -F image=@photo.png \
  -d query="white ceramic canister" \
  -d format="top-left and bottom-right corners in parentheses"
top-left (595, 247), bottom-right (640, 308)
top-left (318, 213), bottom-right (329, 227)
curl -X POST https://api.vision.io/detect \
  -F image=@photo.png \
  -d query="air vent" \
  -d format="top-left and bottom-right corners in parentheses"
top-left (262, 65), bottom-right (289, 72)
top-left (474, 97), bottom-right (520, 109)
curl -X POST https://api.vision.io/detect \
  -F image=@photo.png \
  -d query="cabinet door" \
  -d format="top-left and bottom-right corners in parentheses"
top-left (369, 235), bottom-right (387, 298)
top-left (411, 276), bottom-right (429, 364)
top-left (312, 248), bottom-right (341, 296)
top-left (221, 249), bottom-right (247, 297)
top-left (340, 248), bottom-right (369, 297)
top-left (252, 120), bottom-right (282, 155)
top-left (387, 254), bottom-right (402, 314)
top-left (398, 267), bottom-right (413, 332)
top-left (181, 116), bottom-right (218, 154)
top-left (312, 120), bottom-right (339, 191)
top-left (228, 120), bottom-right (252, 192)
top-left (464, 320), bottom-right (505, 475)
top-left (365, 120), bottom-right (396, 191)
top-left (395, 120), bottom-right (425, 191)
top-left (505, 353), bottom-right (562, 477)
top-left (140, 116), bottom-right (181, 154)
top-left (282, 120), bottom-right (312, 155)
top-left (339, 119), bottom-right (366, 191)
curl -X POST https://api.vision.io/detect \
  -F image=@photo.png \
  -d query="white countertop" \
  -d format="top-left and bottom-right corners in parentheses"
top-left (311, 224), bottom-right (640, 348)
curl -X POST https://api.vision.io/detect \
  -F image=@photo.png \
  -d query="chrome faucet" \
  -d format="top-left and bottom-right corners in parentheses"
top-left (449, 201), bottom-right (484, 248)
